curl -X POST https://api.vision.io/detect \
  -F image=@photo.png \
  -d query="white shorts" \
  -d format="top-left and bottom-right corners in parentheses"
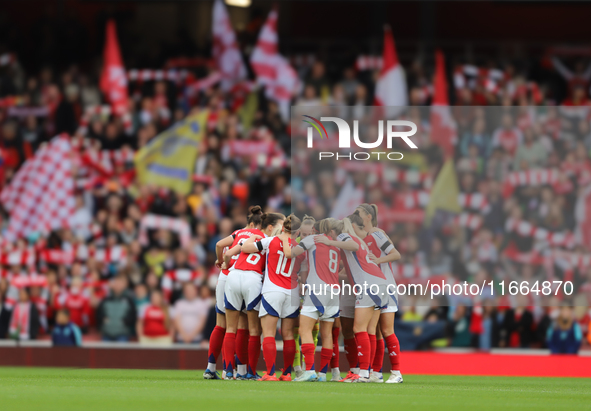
top-left (259, 291), bottom-right (300, 319)
top-left (300, 293), bottom-right (339, 322)
top-left (225, 269), bottom-right (262, 312)
top-left (215, 275), bottom-right (227, 314)
top-left (340, 291), bottom-right (356, 319)
top-left (355, 284), bottom-right (389, 309)
top-left (381, 293), bottom-right (399, 313)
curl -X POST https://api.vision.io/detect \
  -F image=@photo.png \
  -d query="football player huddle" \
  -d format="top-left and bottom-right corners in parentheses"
top-left (204, 204), bottom-right (403, 383)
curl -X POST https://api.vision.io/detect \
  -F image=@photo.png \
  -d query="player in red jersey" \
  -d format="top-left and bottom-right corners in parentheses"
top-left (204, 206), bottom-right (264, 380)
top-left (240, 215), bottom-right (301, 381)
top-left (284, 218), bottom-right (341, 382)
top-left (355, 204), bottom-right (403, 384)
top-left (315, 217), bottom-right (389, 383)
top-left (221, 211), bottom-right (285, 380)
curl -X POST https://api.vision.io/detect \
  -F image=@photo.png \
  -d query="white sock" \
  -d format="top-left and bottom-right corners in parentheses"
top-left (359, 369), bottom-right (369, 378)
top-left (237, 364), bottom-right (247, 375)
top-left (207, 362), bottom-right (216, 372)
top-left (391, 370), bottom-right (401, 376)
top-left (318, 372), bottom-right (326, 378)
top-left (294, 365), bottom-right (302, 372)
top-left (352, 367), bottom-right (360, 375)
top-left (374, 371), bottom-right (383, 378)
top-left (331, 367), bottom-right (340, 376)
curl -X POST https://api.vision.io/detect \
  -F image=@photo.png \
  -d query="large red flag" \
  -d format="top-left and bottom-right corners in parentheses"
top-left (374, 26), bottom-right (407, 107)
top-left (430, 50), bottom-right (457, 159)
top-left (100, 19), bottom-right (128, 116)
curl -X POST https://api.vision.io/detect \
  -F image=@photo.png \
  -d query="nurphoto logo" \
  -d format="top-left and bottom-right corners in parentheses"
top-left (304, 115), bottom-right (418, 161)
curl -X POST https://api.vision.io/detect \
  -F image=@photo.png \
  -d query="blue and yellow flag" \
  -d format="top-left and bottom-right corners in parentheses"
top-left (424, 159), bottom-right (461, 225)
top-left (134, 110), bottom-right (208, 194)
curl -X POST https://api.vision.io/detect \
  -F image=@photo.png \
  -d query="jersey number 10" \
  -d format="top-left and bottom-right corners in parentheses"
top-left (275, 251), bottom-right (293, 277)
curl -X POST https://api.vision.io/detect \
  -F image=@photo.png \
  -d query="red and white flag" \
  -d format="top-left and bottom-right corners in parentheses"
top-left (374, 26), bottom-right (407, 107)
top-left (100, 19), bottom-right (128, 116)
top-left (575, 184), bottom-right (591, 249)
top-left (250, 8), bottom-right (299, 121)
top-left (430, 50), bottom-right (457, 159)
top-left (212, 0), bottom-right (247, 91)
top-left (0, 135), bottom-right (75, 242)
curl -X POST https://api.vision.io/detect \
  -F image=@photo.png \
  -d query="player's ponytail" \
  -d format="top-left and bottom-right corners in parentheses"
top-left (284, 214), bottom-right (301, 234)
top-left (247, 205), bottom-right (264, 227)
top-left (359, 203), bottom-right (378, 227)
top-left (341, 217), bottom-right (361, 239)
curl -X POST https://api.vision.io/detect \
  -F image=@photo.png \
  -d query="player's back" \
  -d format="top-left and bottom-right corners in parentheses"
top-left (364, 231), bottom-right (396, 282)
top-left (233, 228), bottom-right (266, 273)
top-left (338, 234), bottom-right (386, 284)
top-left (263, 236), bottom-right (298, 293)
top-left (303, 234), bottom-right (340, 286)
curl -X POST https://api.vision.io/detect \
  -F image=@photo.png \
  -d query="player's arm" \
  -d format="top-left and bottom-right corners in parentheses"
top-left (215, 234), bottom-right (235, 267)
top-left (240, 235), bottom-right (264, 254)
top-left (370, 232), bottom-right (401, 264)
top-left (223, 243), bottom-right (242, 266)
top-left (315, 235), bottom-right (359, 251)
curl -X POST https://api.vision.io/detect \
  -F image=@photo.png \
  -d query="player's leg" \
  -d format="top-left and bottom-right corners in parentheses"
top-left (330, 318), bottom-right (341, 381)
top-left (316, 320), bottom-right (334, 382)
top-left (280, 316), bottom-right (297, 381)
top-left (292, 316), bottom-right (302, 376)
top-left (260, 312), bottom-right (279, 381)
top-left (370, 325), bottom-right (385, 382)
top-left (294, 312), bottom-right (319, 381)
top-left (312, 320), bottom-right (320, 351)
top-left (205, 276), bottom-right (228, 379)
top-left (222, 307), bottom-right (240, 379)
top-left (340, 316), bottom-right (359, 379)
top-left (381, 312), bottom-right (403, 383)
top-left (204, 311), bottom-right (226, 379)
top-left (246, 309), bottom-right (262, 379)
top-left (351, 306), bottom-right (377, 382)
top-left (235, 313), bottom-right (249, 378)
top-left (222, 272), bottom-right (243, 379)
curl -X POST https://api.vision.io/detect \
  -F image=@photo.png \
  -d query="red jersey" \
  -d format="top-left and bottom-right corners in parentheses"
top-left (222, 228), bottom-right (263, 276)
top-left (55, 291), bottom-right (91, 328)
top-left (141, 305), bottom-right (169, 337)
top-left (259, 236), bottom-right (298, 294)
top-left (232, 229), bottom-right (266, 274)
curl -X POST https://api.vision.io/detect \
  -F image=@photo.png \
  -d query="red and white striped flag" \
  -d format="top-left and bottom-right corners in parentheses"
top-left (575, 184), bottom-right (591, 249)
top-left (0, 135), bottom-right (75, 242)
top-left (430, 50), bottom-right (457, 159)
top-left (212, 0), bottom-right (247, 91)
top-left (250, 8), bottom-right (299, 121)
top-left (100, 19), bottom-right (128, 116)
top-left (374, 26), bottom-right (407, 107)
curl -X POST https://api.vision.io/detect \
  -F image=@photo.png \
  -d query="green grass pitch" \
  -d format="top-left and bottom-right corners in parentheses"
top-left (1, 367), bottom-right (589, 411)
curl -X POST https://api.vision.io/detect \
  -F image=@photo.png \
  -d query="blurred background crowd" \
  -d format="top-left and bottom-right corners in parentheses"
top-left (0, 0), bottom-right (590, 353)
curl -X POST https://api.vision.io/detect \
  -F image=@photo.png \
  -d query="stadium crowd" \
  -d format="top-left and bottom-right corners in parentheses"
top-left (1, 19), bottom-right (591, 353)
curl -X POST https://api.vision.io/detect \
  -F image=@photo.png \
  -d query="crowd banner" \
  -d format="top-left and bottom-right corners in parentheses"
top-left (134, 110), bottom-right (208, 194)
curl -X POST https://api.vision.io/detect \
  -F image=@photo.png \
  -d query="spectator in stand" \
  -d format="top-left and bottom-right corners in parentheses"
top-left (9, 288), bottom-right (41, 341)
top-left (137, 290), bottom-right (172, 345)
top-left (96, 276), bottom-right (137, 342)
top-left (547, 306), bottom-right (583, 354)
top-left (52, 309), bottom-right (82, 347)
top-left (173, 283), bottom-right (208, 344)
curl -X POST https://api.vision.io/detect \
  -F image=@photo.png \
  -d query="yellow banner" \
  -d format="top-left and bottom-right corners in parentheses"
top-left (425, 159), bottom-right (461, 225)
top-left (134, 110), bottom-right (208, 194)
